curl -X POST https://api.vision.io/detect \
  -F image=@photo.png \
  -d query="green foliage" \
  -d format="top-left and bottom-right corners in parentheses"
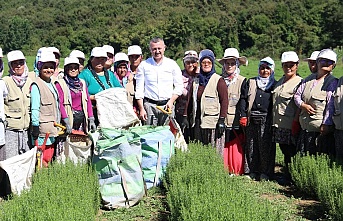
top-left (0, 161), bottom-right (100, 221)
top-left (164, 142), bottom-right (285, 221)
top-left (290, 154), bottom-right (343, 220)
top-left (0, 0), bottom-right (342, 59)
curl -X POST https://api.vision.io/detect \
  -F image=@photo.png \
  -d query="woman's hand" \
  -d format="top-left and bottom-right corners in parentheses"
top-left (301, 103), bottom-right (315, 115)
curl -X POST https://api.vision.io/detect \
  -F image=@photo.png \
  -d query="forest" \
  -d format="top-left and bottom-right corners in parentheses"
top-left (0, 0), bottom-right (342, 60)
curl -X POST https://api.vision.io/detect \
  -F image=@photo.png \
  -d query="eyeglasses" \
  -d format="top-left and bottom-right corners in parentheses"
top-left (201, 61), bottom-right (212, 66)
top-left (68, 64), bottom-right (79, 70)
top-left (283, 62), bottom-right (297, 68)
top-left (225, 62), bottom-right (236, 66)
top-left (11, 60), bottom-right (25, 66)
top-left (318, 59), bottom-right (334, 66)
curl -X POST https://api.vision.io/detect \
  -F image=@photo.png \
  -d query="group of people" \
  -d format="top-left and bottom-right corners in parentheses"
top-left (0, 36), bottom-right (341, 198)
top-left (174, 47), bottom-right (342, 182)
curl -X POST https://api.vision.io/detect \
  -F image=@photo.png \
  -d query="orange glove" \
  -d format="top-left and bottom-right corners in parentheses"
top-left (239, 117), bottom-right (248, 127)
top-left (291, 120), bottom-right (301, 136)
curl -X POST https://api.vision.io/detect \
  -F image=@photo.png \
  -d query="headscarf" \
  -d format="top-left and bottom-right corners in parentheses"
top-left (114, 61), bottom-right (130, 87)
top-left (256, 57), bottom-right (275, 91)
top-left (198, 49), bottom-right (216, 87)
top-left (8, 60), bottom-right (29, 87)
top-left (221, 59), bottom-right (240, 86)
top-left (64, 64), bottom-right (82, 93)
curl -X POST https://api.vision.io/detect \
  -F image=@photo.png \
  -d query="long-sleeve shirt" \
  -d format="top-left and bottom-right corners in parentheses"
top-left (135, 56), bottom-right (183, 100)
top-left (55, 82), bottom-right (94, 119)
top-left (294, 76), bottom-right (337, 125)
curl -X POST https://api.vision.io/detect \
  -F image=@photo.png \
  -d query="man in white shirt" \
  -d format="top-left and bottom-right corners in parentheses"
top-left (135, 37), bottom-right (183, 126)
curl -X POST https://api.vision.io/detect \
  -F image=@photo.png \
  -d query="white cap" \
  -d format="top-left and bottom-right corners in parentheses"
top-left (127, 45), bottom-right (142, 55)
top-left (0, 48), bottom-right (3, 57)
top-left (91, 47), bottom-right (107, 58)
top-left (259, 57), bottom-right (275, 71)
top-left (281, 51), bottom-right (299, 63)
top-left (70, 50), bottom-right (85, 60)
top-left (114, 52), bottom-right (129, 62)
top-left (304, 51), bottom-right (320, 61)
top-left (39, 51), bottom-right (56, 63)
top-left (7, 50), bottom-right (26, 62)
top-left (317, 49), bottom-right (337, 63)
top-left (64, 56), bottom-right (80, 66)
top-left (102, 45), bottom-right (115, 55)
top-left (47, 47), bottom-right (61, 56)
top-left (218, 48), bottom-right (248, 66)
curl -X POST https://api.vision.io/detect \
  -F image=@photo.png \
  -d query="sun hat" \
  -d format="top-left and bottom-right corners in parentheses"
top-left (127, 45), bottom-right (142, 55)
top-left (281, 51), bottom-right (299, 63)
top-left (70, 50), bottom-right (85, 60)
top-left (0, 48), bottom-right (3, 58)
top-left (91, 47), bottom-right (107, 58)
top-left (114, 52), bottom-right (129, 63)
top-left (103, 45), bottom-right (115, 55)
top-left (259, 57), bottom-right (275, 71)
top-left (304, 51), bottom-right (320, 61)
top-left (7, 50), bottom-right (26, 62)
top-left (218, 48), bottom-right (248, 66)
top-left (39, 51), bottom-right (56, 63)
top-left (183, 50), bottom-right (199, 61)
top-left (316, 49), bottom-right (337, 63)
top-left (64, 56), bottom-right (80, 67)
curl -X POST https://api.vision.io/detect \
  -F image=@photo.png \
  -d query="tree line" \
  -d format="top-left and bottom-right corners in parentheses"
top-left (0, 0), bottom-right (342, 60)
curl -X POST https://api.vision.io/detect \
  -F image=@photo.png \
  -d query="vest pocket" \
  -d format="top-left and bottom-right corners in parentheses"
top-left (204, 96), bottom-right (219, 115)
top-left (334, 94), bottom-right (341, 116)
top-left (277, 94), bottom-right (295, 117)
top-left (310, 94), bottom-right (325, 112)
top-left (5, 110), bottom-right (22, 120)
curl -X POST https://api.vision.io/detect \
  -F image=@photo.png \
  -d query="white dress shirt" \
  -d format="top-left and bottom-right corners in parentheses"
top-left (135, 56), bottom-right (183, 100)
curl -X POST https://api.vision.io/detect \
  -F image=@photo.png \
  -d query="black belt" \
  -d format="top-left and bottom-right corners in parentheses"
top-left (144, 97), bottom-right (169, 105)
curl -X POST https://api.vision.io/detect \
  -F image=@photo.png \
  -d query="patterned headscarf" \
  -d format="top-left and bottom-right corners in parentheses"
top-left (256, 57), bottom-right (275, 91)
top-left (221, 58), bottom-right (240, 87)
top-left (8, 60), bottom-right (29, 87)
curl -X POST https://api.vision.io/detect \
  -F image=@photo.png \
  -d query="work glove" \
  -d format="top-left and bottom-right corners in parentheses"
top-left (215, 117), bottom-right (226, 139)
top-left (31, 125), bottom-right (39, 140)
top-left (62, 118), bottom-right (72, 134)
top-left (291, 120), bottom-right (301, 136)
top-left (88, 117), bottom-right (96, 132)
top-left (180, 116), bottom-right (189, 131)
top-left (239, 117), bottom-right (248, 127)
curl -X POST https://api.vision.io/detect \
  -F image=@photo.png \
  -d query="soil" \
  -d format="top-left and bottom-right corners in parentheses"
top-left (267, 165), bottom-right (329, 221)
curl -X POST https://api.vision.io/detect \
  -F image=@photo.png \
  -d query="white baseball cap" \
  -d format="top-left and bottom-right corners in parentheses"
top-left (127, 45), bottom-right (142, 55)
top-left (114, 52), bottom-right (129, 62)
top-left (103, 45), bottom-right (115, 55)
top-left (218, 48), bottom-right (248, 66)
top-left (47, 47), bottom-right (61, 56)
top-left (91, 47), bottom-right (107, 58)
top-left (304, 51), bottom-right (320, 61)
top-left (281, 51), bottom-right (299, 63)
top-left (259, 57), bottom-right (275, 71)
top-left (64, 56), bottom-right (80, 67)
top-left (317, 49), bottom-right (337, 63)
top-left (7, 50), bottom-right (26, 62)
top-left (69, 50), bottom-right (85, 60)
top-left (0, 48), bottom-right (3, 57)
top-left (39, 51), bottom-right (56, 63)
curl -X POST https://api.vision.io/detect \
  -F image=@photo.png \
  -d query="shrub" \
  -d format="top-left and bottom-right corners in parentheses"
top-left (164, 142), bottom-right (284, 221)
top-left (0, 161), bottom-right (100, 221)
top-left (290, 154), bottom-right (343, 220)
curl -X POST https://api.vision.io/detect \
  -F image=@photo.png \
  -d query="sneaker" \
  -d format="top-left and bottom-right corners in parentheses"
top-left (260, 173), bottom-right (269, 181)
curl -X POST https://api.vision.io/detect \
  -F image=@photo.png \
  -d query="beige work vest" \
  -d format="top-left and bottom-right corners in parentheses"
top-left (200, 74), bottom-right (221, 129)
top-left (299, 74), bottom-right (336, 132)
top-left (3, 76), bottom-right (32, 130)
top-left (126, 73), bottom-right (135, 106)
top-left (57, 79), bottom-right (89, 131)
top-left (33, 77), bottom-right (59, 137)
top-left (226, 75), bottom-right (245, 128)
top-left (272, 75), bottom-right (302, 129)
top-left (333, 77), bottom-right (343, 130)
